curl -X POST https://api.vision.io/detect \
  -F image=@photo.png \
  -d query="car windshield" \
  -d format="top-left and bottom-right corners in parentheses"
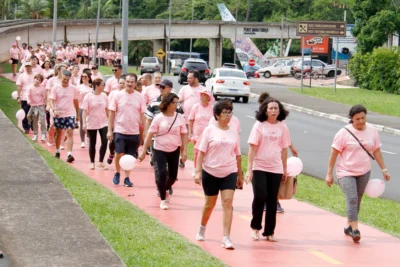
top-left (219, 70), bottom-right (246, 78)
top-left (143, 58), bottom-right (157, 63)
top-left (185, 61), bottom-right (208, 69)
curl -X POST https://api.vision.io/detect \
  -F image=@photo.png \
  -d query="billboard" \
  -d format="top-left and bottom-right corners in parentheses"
top-left (331, 24), bottom-right (357, 60)
top-left (300, 36), bottom-right (329, 54)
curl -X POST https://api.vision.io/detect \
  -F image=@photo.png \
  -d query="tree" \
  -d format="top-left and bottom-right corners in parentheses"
top-left (128, 40), bottom-right (153, 66)
top-left (16, 0), bottom-right (51, 19)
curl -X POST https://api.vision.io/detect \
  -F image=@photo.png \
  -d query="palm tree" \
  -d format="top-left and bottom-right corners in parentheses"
top-left (16, 0), bottom-right (51, 19)
top-left (128, 40), bottom-right (153, 68)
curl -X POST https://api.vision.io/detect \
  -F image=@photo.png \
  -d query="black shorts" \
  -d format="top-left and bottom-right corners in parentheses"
top-left (114, 133), bottom-right (140, 156)
top-left (11, 59), bottom-right (18, 64)
top-left (202, 170), bottom-right (237, 196)
top-left (53, 116), bottom-right (76, 129)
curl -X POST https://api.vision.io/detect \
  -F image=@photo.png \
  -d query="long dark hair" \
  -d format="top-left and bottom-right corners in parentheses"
top-left (255, 97), bottom-right (288, 122)
top-left (159, 93), bottom-right (179, 113)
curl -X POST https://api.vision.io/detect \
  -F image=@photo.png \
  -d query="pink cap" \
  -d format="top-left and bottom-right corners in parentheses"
top-left (12, 43), bottom-right (17, 46)
top-left (200, 89), bottom-right (215, 103)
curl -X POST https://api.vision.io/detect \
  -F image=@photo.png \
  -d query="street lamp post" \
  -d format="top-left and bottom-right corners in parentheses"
top-left (94, 0), bottom-right (101, 66)
top-left (52, 0), bottom-right (58, 57)
top-left (233, 0), bottom-right (238, 64)
top-left (167, 0), bottom-right (172, 74)
top-left (88, 30), bottom-right (91, 68)
top-left (121, 0), bottom-right (128, 73)
top-left (189, 0), bottom-right (194, 58)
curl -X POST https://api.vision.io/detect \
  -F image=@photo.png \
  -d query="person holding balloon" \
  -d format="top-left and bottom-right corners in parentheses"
top-left (139, 93), bottom-right (188, 210)
top-left (245, 97), bottom-right (291, 242)
top-left (325, 104), bottom-right (390, 243)
top-left (16, 61), bottom-right (35, 133)
top-left (26, 74), bottom-right (47, 142)
top-left (9, 42), bottom-right (21, 77)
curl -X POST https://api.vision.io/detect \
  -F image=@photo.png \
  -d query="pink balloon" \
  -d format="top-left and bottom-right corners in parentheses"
top-left (287, 157), bottom-right (303, 176)
top-left (119, 155), bottom-right (136, 170)
top-left (365, 179), bottom-right (385, 198)
top-left (16, 109), bottom-right (25, 120)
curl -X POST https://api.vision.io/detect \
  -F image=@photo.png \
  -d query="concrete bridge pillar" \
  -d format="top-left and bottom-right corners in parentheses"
top-left (208, 38), bottom-right (223, 70)
top-left (152, 39), bottom-right (164, 57)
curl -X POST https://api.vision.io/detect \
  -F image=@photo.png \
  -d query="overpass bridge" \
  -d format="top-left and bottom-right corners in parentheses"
top-left (0, 19), bottom-right (297, 69)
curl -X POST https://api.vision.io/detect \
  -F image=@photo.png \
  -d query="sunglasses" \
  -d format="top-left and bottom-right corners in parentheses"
top-left (160, 85), bottom-right (166, 89)
top-left (112, 69), bottom-right (118, 72)
top-left (82, 75), bottom-right (88, 78)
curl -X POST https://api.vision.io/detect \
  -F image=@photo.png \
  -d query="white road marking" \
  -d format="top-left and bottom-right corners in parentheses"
top-left (381, 150), bottom-right (397, 155)
top-left (247, 116), bottom-right (255, 119)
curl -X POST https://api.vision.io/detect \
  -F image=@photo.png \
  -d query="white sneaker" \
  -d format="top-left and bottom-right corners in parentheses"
top-left (160, 200), bottom-right (168, 210)
top-left (60, 145), bottom-right (65, 150)
top-left (32, 135), bottom-right (38, 141)
top-left (96, 162), bottom-right (108, 170)
top-left (196, 226), bottom-right (206, 241)
top-left (165, 191), bottom-right (170, 203)
top-left (221, 236), bottom-right (234, 249)
top-left (46, 142), bottom-right (53, 147)
top-left (251, 229), bottom-right (260, 240)
top-left (40, 134), bottom-right (46, 142)
top-left (89, 163), bottom-right (95, 170)
top-left (80, 142), bottom-right (86, 148)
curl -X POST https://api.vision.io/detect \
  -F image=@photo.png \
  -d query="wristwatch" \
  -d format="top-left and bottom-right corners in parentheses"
top-left (382, 169), bottom-right (388, 173)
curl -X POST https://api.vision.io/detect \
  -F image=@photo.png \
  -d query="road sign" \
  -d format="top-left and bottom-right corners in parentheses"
top-left (156, 48), bottom-right (166, 59)
top-left (248, 59), bottom-right (256, 66)
top-left (296, 21), bottom-right (346, 37)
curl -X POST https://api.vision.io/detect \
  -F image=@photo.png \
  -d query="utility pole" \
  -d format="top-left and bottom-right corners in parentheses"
top-left (280, 16), bottom-right (284, 57)
top-left (52, 0), bottom-right (58, 57)
top-left (189, 0), bottom-right (194, 58)
top-left (233, 0), bottom-right (238, 64)
top-left (122, 0), bottom-right (128, 73)
top-left (167, 0), bottom-right (172, 74)
top-left (94, 0), bottom-right (101, 66)
top-left (300, 37), bottom-right (305, 92)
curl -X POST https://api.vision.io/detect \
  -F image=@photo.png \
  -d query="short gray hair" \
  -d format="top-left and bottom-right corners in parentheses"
top-left (62, 70), bottom-right (72, 77)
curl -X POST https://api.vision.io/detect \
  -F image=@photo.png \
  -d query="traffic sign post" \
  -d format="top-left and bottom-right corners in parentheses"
top-left (156, 48), bottom-right (166, 60)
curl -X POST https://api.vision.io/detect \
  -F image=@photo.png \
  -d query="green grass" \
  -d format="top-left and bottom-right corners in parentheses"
top-left (0, 62), bottom-right (14, 73)
top-left (98, 65), bottom-right (140, 75)
top-left (290, 87), bottom-right (400, 117)
top-left (0, 76), bottom-right (226, 267)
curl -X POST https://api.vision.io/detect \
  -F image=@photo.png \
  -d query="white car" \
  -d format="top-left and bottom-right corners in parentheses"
top-left (258, 60), bottom-right (294, 78)
top-left (205, 68), bottom-right (251, 103)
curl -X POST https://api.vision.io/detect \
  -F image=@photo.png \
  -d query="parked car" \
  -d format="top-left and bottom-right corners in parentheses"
top-left (140, 57), bottom-right (162, 75)
top-left (243, 64), bottom-right (261, 78)
top-left (205, 68), bottom-right (250, 103)
top-left (291, 59), bottom-right (341, 77)
top-left (222, 63), bottom-right (239, 69)
top-left (257, 60), bottom-right (293, 78)
top-left (178, 58), bottom-right (210, 84)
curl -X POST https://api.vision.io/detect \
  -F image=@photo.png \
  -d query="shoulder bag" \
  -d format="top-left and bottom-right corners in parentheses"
top-left (344, 127), bottom-right (375, 160)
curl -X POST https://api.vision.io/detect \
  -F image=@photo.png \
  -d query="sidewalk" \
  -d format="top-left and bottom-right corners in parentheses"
top-left (0, 111), bottom-right (125, 267)
top-left (30, 128), bottom-right (400, 267)
top-left (251, 78), bottom-right (400, 131)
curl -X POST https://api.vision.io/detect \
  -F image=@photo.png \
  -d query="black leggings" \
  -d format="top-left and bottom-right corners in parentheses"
top-left (250, 170), bottom-right (282, 236)
top-left (153, 147), bottom-right (180, 200)
top-left (87, 126), bottom-right (108, 163)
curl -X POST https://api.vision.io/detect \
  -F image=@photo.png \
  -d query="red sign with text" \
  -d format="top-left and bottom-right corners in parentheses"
top-left (301, 36), bottom-right (329, 54)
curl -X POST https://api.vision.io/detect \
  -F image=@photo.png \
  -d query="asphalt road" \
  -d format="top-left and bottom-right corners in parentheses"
top-left (170, 77), bottom-right (400, 202)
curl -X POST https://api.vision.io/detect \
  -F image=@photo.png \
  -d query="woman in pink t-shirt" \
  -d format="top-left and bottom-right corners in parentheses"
top-left (326, 105), bottom-right (391, 243)
top-left (188, 89), bottom-right (214, 174)
top-left (194, 99), bottom-right (243, 250)
top-left (139, 93), bottom-right (188, 210)
top-left (27, 74), bottom-right (47, 141)
top-left (78, 72), bottom-right (93, 148)
top-left (82, 78), bottom-right (109, 170)
top-left (10, 43), bottom-right (21, 76)
top-left (246, 97), bottom-right (291, 242)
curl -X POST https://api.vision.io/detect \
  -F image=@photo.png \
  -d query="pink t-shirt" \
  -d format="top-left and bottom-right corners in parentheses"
top-left (196, 125), bottom-right (241, 178)
top-left (208, 115), bottom-right (241, 133)
top-left (27, 84), bottom-right (46, 106)
top-left (78, 83), bottom-right (92, 108)
top-left (104, 76), bottom-right (119, 93)
top-left (49, 84), bottom-right (79, 118)
top-left (91, 73), bottom-right (103, 81)
top-left (45, 76), bottom-right (62, 91)
top-left (248, 121), bottom-right (291, 174)
top-left (56, 50), bottom-right (65, 59)
top-left (16, 72), bottom-right (35, 101)
top-left (108, 90), bottom-right (146, 135)
top-left (143, 85), bottom-right (160, 105)
top-left (10, 47), bottom-right (20, 59)
top-left (149, 112), bottom-right (187, 152)
top-left (188, 103), bottom-right (213, 140)
top-left (81, 92), bottom-right (108, 130)
top-left (332, 124), bottom-right (381, 179)
top-left (178, 84), bottom-right (207, 123)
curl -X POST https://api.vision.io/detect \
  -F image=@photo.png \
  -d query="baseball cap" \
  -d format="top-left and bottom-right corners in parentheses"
top-left (160, 79), bottom-right (173, 88)
top-left (24, 62), bottom-right (32, 67)
top-left (200, 88), bottom-right (215, 103)
top-left (12, 43), bottom-right (17, 47)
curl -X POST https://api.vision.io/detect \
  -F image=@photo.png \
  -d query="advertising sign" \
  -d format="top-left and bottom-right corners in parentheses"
top-left (301, 36), bottom-right (329, 54)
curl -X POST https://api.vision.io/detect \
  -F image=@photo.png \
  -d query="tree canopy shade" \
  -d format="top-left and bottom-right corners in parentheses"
top-left (16, 0), bottom-right (50, 19)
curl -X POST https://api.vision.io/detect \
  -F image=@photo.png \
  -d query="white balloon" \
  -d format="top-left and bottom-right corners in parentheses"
top-left (16, 109), bottom-right (25, 120)
top-left (11, 91), bottom-right (18, 99)
top-left (9, 59), bottom-right (13, 64)
top-left (287, 157), bottom-right (303, 176)
top-left (119, 155), bottom-right (136, 170)
top-left (365, 179), bottom-right (385, 198)
top-left (16, 36), bottom-right (21, 41)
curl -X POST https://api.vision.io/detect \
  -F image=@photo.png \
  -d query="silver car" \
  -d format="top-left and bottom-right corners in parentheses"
top-left (140, 57), bottom-right (162, 75)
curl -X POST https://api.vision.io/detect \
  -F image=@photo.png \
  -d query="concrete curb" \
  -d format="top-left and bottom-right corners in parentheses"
top-left (249, 93), bottom-right (400, 136)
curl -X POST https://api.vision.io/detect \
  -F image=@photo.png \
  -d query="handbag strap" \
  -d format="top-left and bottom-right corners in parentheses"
top-left (157, 113), bottom-right (178, 137)
top-left (344, 127), bottom-right (375, 160)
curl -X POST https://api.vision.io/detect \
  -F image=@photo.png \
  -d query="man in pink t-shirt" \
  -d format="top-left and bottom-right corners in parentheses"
top-left (108, 73), bottom-right (146, 187)
top-left (104, 64), bottom-right (122, 95)
top-left (49, 70), bottom-right (79, 163)
top-left (16, 62), bottom-right (35, 133)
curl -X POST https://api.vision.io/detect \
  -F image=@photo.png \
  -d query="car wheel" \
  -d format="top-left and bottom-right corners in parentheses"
top-left (178, 77), bottom-right (183, 84)
top-left (234, 97), bottom-right (240, 102)
top-left (264, 71), bottom-right (271, 78)
top-left (328, 70), bottom-right (335, 77)
top-left (242, 96), bottom-right (249, 103)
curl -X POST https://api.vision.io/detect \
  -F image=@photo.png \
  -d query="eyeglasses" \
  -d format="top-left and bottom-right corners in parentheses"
top-left (112, 69), bottom-right (118, 72)
top-left (221, 111), bottom-right (233, 116)
top-left (82, 75), bottom-right (88, 78)
top-left (172, 101), bottom-right (179, 105)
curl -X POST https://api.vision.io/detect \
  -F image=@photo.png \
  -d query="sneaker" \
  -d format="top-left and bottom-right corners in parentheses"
top-left (55, 152), bottom-right (60, 159)
top-left (66, 154), bottom-right (75, 163)
top-left (60, 145), bottom-right (65, 150)
top-left (277, 202), bottom-right (284, 213)
top-left (160, 200), bottom-right (168, 210)
top-left (32, 135), bottom-right (38, 141)
top-left (196, 226), bottom-right (206, 241)
top-left (168, 187), bottom-right (173, 195)
top-left (165, 191), bottom-right (171, 203)
top-left (40, 134), bottom-right (46, 142)
top-left (80, 142), bottom-right (86, 148)
top-left (251, 229), bottom-right (260, 240)
top-left (351, 229), bottom-right (361, 243)
top-left (124, 177), bottom-right (133, 187)
top-left (179, 159), bottom-right (185, 168)
top-left (107, 154), bottom-right (114, 165)
top-left (74, 123), bottom-right (79, 129)
top-left (344, 225), bottom-right (352, 236)
top-left (97, 162), bottom-right (108, 170)
top-left (221, 236), bottom-right (234, 249)
top-left (89, 163), bottom-right (95, 170)
top-left (113, 173), bottom-right (120, 185)
top-left (47, 142), bottom-right (53, 147)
